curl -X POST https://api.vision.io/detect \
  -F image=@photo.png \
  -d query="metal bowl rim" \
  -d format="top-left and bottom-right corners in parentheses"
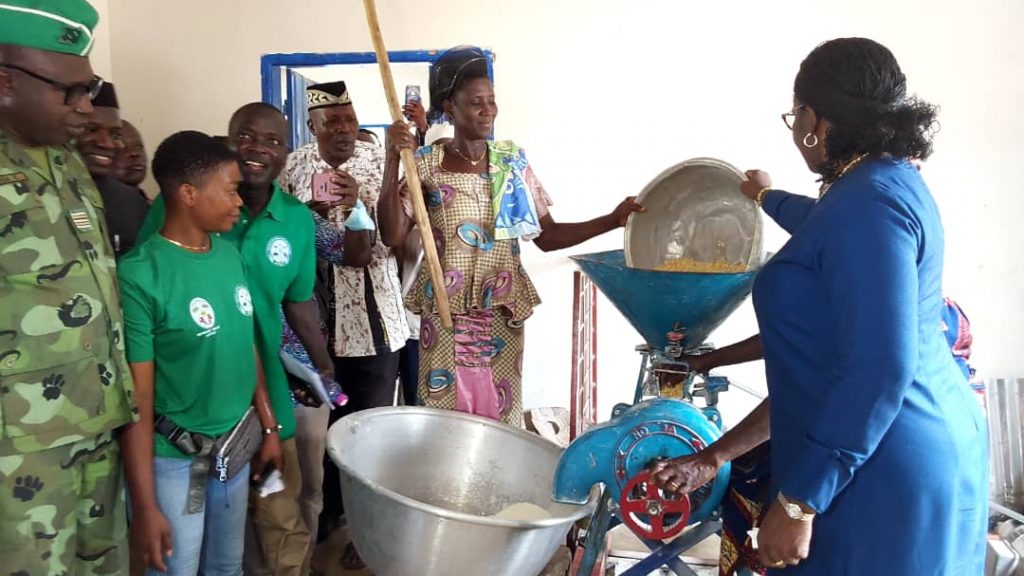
top-left (624, 156), bottom-right (758, 268)
top-left (332, 406), bottom-right (601, 528)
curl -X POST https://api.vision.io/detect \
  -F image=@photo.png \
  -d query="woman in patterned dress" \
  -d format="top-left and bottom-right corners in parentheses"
top-left (379, 46), bottom-right (642, 427)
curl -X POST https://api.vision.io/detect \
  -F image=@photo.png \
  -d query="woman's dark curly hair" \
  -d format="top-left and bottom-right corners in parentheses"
top-left (426, 46), bottom-right (490, 125)
top-left (795, 38), bottom-right (939, 182)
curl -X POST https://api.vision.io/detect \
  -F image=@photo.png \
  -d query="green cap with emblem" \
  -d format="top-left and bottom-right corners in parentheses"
top-left (0, 0), bottom-right (99, 57)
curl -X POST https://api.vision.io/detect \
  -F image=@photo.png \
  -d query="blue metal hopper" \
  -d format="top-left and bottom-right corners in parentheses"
top-left (571, 250), bottom-right (757, 351)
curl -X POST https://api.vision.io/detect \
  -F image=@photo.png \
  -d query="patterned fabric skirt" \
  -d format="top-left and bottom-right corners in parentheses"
top-left (418, 309), bottom-right (525, 427)
top-left (720, 442), bottom-right (772, 576)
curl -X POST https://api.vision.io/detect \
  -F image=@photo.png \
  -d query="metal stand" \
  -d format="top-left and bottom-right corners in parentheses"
top-left (576, 490), bottom-right (723, 576)
top-left (623, 519), bottom-right (722, 576)
top-left (578, 491), bottom-right (615, 574)
top-left (573, 345), bottom-right (730, 576)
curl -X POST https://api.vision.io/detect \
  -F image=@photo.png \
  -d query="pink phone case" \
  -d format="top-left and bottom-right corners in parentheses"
top-left (312, 172), bottom-right (342, 203)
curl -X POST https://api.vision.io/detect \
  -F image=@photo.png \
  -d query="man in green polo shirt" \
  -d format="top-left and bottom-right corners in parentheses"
top-left (0, 2), bottom-right (136, 574)
top-left (228, 103), bottom-right (329, 576)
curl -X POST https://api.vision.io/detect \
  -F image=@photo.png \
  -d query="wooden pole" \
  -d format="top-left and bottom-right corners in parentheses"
top-left (361, 0), bottom-right (453, 329)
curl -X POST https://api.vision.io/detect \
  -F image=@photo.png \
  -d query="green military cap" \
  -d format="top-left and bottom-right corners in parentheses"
top-left (0, 0), bottom-right (99, 57)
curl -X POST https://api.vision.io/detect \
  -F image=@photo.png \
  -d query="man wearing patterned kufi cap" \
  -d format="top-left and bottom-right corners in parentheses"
top-left (281, 79), bottom-right (408, 570)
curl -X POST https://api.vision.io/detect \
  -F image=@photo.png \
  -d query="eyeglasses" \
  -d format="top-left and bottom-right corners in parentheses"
top-left (0, 64), bottom-right (103, 106)
top-left (781, 104), bottom-right (806, 130)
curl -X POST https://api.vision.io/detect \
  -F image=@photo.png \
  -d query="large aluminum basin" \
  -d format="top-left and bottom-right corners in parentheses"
top-left (327, 407), bottom-right (599, 576)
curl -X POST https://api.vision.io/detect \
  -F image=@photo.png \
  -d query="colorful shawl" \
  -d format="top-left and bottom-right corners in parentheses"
top-left (488, 141), bottom-right (543, 241)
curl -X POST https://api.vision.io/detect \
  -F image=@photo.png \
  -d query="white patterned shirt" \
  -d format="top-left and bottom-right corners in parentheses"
top-left (282, 141), bottom-right (409, 357)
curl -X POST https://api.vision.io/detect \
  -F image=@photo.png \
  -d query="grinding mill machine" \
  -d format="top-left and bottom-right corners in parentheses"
top-left (555, 158), bottom-right (764, 576)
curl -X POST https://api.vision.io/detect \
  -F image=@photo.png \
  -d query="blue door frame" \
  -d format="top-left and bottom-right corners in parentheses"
top-left (260, 49), bottom-right (495, 149)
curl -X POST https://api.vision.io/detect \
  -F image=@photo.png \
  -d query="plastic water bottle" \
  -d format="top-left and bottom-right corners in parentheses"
top-left (324, 379), bottom-right (349, 407)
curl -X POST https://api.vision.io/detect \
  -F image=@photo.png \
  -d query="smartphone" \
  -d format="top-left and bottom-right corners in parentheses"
top-left (312, 172), bottom-right (343, 203)
top-left (405, 84), bottom-right (421, 104)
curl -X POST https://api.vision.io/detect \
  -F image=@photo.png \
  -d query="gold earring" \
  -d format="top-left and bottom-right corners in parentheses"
top-left (803, 133), bottom-right (819, 148)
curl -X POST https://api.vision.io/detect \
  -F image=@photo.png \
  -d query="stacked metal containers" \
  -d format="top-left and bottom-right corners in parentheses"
top-left (988, 378), bottom-right (1024, 511)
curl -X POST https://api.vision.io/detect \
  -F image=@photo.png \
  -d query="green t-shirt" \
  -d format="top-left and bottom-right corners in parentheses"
top-left (118, 234), bottom-right (258, 458)
top-left (137, 184), bottom-right (316, 440)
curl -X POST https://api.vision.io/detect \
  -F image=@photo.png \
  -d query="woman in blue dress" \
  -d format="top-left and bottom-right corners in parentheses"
top-left (735, 38), bottom-right (987, 573)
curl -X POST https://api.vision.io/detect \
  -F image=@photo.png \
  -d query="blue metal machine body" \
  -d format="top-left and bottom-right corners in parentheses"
top-left (553, 398), bottom-right (730, 523)
top-left (570, 250), bottom-right (757, 351)
top-left (556, 249), bottom-right (758, 517)
top-left (558, 249), bottom-right (759, 575)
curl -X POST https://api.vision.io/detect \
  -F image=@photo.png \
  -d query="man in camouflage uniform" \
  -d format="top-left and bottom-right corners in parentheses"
top-left (0, 1), bottom-right (136, 574)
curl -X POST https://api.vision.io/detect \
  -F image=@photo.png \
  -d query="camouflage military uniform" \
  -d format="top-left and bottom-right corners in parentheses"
top-left (0, 128), bottom-right (137, 575)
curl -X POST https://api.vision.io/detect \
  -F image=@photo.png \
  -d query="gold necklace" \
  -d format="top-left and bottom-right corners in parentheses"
top-left (819, 153), bottom-right (870, 199)
top-left (448, 142), bottom-right (486, 166)
top-left (161, 234), bottom-right (210, 252)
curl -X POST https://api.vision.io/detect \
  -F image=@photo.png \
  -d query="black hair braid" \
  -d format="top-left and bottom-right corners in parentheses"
top-left (795, 38), bottom-right (939, 182)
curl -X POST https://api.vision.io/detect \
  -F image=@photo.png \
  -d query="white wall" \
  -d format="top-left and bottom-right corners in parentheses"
top-left (89, 0), bottom-right (113, 79)
top-left (106, 0), bottom-right (1024, 427)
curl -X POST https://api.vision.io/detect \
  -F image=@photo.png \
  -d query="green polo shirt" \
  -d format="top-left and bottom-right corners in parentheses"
top-left (137, 184), bottom-right (316, 440)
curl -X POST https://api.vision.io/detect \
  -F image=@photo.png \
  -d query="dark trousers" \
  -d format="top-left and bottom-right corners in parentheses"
top-left (320, 351), bottom-right (401, 532)
top-left (398, 339), bottom-right (420, 406)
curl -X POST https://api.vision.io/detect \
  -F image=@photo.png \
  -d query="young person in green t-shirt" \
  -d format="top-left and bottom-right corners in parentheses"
top-left (117, 131), bottom-right (283, 576)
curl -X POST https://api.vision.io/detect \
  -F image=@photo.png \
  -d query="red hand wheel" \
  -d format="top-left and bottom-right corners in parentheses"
top-left (619, 471), bottom-right (692, 540)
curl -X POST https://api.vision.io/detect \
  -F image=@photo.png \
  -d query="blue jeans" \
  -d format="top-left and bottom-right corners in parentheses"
top-left (146, 456), bottom-right (250, 576)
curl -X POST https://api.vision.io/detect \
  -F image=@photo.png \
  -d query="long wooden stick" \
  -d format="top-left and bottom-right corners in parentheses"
top-left (361, 0), bottom-right (452, 329)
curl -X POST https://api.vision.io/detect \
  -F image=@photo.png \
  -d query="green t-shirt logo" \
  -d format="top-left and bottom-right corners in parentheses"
top-left (266, 236), bottom-right (292, 267)
top-left (189, 297), bottom-right (219, 336)
top-left (235, 285), bottom-right (254, 317)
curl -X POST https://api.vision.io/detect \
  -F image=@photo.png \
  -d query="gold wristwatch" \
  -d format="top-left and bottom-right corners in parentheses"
top-left (777, 492), bottom-right (816, 522)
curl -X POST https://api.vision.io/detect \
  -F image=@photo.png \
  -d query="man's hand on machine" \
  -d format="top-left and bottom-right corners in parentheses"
top-left (648, 450), bottom-right (722, 496)
top-left (681, 352), bottom-right (714, 375)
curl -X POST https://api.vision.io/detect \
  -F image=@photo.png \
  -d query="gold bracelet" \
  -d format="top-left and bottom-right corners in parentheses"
top-left (755, 187), bottom-right (771, 206)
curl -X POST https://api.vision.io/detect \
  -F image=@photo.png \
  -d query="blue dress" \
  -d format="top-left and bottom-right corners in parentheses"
top-left (753, 159), bottom-right (988, 575)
